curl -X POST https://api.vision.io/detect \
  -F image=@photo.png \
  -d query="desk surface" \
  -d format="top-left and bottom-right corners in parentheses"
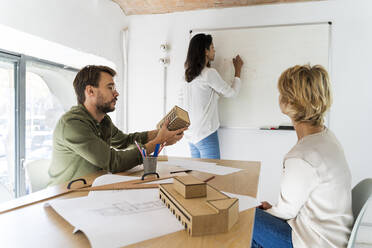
top-left (0, 158), bottom-right (260, 248)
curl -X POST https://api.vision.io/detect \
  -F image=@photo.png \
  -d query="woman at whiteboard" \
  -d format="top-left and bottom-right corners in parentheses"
top-left (179, 33), bottom-right (243, 159)
top-left (251, 65), bottom-right (353, 248)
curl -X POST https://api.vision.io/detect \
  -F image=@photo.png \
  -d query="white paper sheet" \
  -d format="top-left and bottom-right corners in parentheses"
top-left (159, 158), bottom-right (242, 175)
top-left (88, 174), bottom-right (137, 196)
top-left (222, 191), bottom-right (261, 212)
top-left (49, 175), bottom-right (183, 248)
top-left (49, 175), bottom-right (257, 248)
top-left (88, 174), bottom-right (173, 198)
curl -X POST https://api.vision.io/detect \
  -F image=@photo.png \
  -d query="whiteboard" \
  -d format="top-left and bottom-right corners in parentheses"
top-left (192, 23), bottom-right (330, 128)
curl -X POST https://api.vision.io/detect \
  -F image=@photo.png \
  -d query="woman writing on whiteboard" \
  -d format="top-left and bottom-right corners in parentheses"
top-left (179, 33), bottom-right (243, 159)
top-left (251, 65), bottom-right (353, 248)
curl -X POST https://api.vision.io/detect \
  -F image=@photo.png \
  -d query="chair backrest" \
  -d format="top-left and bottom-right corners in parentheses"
top-left (25, 159), bottom-right (51, 192)
top-left (347, 178), bottom-right (372, 248)
top-left (352, 178), bottom-right (372, 219)
top-left (347, 197), bottom-right (371, 248)
top-left (0, 184), bottom-right (13, 204)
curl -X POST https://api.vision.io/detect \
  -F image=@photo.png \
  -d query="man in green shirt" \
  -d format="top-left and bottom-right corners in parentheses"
top-left (48, 65), bottom-right (186, 186)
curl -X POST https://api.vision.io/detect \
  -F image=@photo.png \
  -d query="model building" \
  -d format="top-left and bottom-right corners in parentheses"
top-left (159, 175), bottom-right (239, 236)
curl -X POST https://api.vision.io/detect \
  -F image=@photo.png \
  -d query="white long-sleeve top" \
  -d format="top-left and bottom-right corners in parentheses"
top-left (266, 128), bottom-right (354, 248)
top-left (178, 67), bottom-right (241, 144)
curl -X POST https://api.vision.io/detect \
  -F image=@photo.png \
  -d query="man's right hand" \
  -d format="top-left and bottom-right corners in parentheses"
top-left (163, 132), bottom-right (184, 146)
top-left (156, 120), bottom-right (187, 145)
top-left (144, 120), bottom-right (187, 155)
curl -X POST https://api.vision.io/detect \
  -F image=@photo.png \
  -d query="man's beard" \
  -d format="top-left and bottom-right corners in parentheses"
top-left (96, 94), bottom-right (117, 114)
top-left (97, 101), bottom-right (114, 113)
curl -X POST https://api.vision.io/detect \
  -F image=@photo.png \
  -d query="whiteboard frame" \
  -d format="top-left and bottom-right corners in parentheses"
top-left (190, 21), bottom-right (333, 130)
top-left (190, 21), bottom-right (332, 36)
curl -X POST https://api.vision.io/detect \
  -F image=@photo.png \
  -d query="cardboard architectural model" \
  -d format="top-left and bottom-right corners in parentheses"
top-left (156, 105), bottom-right (190, 131)
top-left (159, 175), bottom-right (239, 236)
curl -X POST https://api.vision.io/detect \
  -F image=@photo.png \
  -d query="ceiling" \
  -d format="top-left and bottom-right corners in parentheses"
top-left (112, 0), bottom-right (321, 16)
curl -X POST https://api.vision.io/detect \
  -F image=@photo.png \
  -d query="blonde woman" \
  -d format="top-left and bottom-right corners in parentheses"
top-left (251, 65), bottom-right (354, 248)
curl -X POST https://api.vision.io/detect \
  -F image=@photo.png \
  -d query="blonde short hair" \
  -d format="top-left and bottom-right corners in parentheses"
top-left (277, 64), bottom-right (332, 126)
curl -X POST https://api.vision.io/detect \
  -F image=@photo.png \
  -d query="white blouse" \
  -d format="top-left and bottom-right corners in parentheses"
top-left (266, 128), bottom-right (354, 248)
top-left (178, 67), bottom-right (241, 144)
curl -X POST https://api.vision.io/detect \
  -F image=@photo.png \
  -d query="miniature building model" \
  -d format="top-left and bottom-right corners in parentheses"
top-left (159, 175), bottom-right (239, 236)
top-left (156, 105), bottom-right (190, 131)
top-left (173, 176), bottom-right (207, 199)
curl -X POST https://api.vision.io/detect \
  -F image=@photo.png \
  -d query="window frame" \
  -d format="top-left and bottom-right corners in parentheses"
top-left (0, 48), bottom-right (78, 197)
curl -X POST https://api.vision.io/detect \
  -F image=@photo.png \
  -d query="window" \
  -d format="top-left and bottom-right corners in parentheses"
top-left (0, 56), bottom-right (17, 203)
top-left (0, 50), bottom-right (78, 202)
top-left (25, 61), bottom-right (76, 161)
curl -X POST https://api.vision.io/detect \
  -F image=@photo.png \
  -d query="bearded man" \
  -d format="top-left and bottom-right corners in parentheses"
top-left (48, 65), bottom-right (185, 186)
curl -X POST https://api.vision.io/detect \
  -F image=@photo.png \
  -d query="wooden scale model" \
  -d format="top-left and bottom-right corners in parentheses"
top-left (156, 105), bottom-right (190, 131)
top-left (159, 175), bottom-right (239, 236)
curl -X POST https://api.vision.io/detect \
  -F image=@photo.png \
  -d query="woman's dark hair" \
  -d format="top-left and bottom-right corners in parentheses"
top-left (184, 33), bottom-right (213, 82)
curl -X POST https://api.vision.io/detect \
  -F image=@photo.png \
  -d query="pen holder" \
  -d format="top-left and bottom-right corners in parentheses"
top-left (142, 156), bottom-right (159, 180)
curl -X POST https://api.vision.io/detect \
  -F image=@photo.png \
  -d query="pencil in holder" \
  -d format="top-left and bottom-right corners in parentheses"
top-left (142, 156), bottom-right (159, 180)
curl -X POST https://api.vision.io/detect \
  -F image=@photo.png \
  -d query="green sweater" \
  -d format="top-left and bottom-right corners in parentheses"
top-left (48, 105), bottom-right (148, 186)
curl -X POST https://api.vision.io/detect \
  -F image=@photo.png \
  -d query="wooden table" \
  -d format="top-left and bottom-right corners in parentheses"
top-left (0, 158), bottom-right (260, 248)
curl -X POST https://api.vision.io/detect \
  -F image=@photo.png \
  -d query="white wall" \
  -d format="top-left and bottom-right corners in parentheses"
top-left (126, 0), bottom-right (372, 202)
top-left (0, 0), bottom-right (128, 127)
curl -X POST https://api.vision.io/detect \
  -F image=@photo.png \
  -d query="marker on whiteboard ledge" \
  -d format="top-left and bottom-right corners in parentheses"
top-left (278, 125), bottom-right (295, 130)
top-left (260, 125), bottom-right (294, 130)
top-left (259, 126), bottom-right (278, 130)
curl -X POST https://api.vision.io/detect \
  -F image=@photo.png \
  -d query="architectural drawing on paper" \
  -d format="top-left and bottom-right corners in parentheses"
top-left (92, 200), bottom-right (165, 216)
